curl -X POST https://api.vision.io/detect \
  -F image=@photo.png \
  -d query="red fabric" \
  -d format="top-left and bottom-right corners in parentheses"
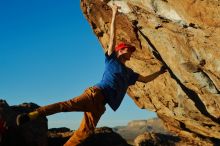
top-left (115, 42), bottom-right (136, 52)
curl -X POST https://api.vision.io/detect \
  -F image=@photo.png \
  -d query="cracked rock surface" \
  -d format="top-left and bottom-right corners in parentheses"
top-left (81, 0), bottom-right (220, 145)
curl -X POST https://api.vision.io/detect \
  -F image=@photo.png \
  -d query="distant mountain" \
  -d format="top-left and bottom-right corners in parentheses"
top-left (113, 118), bottom-right (170, 144)
top-left (47, 118), bottom-right (171, 146)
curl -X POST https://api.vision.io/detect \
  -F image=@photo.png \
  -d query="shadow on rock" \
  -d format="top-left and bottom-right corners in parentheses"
top-left (81, 127), bottom-right (131, 146)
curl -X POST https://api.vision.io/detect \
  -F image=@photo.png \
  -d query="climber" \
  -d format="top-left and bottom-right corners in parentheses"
top-left (16, 4), bottom-right (167, 146)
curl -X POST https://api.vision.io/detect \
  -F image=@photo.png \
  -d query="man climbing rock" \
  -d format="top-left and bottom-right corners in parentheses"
top-left (16, 4), bottom-right (167, 146)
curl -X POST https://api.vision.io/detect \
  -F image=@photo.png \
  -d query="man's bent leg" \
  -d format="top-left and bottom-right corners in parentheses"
top-left (64, 109), bottom-right (105, 146)
top-left (64, 87), bottom-right (106, 146)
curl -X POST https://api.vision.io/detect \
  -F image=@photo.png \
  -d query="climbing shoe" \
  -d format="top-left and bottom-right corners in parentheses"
top-left (16, 113), bottom-right (30, 126)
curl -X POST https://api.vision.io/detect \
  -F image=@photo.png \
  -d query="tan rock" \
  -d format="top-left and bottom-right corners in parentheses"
top-left (80, 0), bottom-right (220, 145)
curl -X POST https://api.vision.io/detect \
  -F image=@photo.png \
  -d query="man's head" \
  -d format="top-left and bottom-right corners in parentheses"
top-left (115, 42), bottom-right (136, 62)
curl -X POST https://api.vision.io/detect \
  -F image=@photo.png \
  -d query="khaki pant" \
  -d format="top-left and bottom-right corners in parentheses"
top-left (36, 87), bottom-right (106, 146)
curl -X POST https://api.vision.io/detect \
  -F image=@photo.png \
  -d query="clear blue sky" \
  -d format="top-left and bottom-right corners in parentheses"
top-left (0, 0), bottom-right (156, 129)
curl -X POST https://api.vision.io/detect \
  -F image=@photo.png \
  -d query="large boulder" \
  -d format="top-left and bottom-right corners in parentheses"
top-left (134, 132), bottom-right (183, 146)
top-left (80, 0), bottom-right (220, 145)
top-left (48, 127), bottom-right (73, 146)
top-left (0, 99), bottom-right (48, 146)
top-left (82, 127), bottom-right (131, 146)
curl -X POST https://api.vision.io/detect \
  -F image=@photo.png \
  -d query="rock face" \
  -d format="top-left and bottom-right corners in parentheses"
top-left (80, 0), bottom-right (220, 145)
top-left (0, 100), bottom-right (48, 146)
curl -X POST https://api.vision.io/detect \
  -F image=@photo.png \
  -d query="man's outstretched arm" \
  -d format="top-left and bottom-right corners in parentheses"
top-left (107, 4), bottom-right (118, 56)
top-left (137, 66), bottom-right (167, 83)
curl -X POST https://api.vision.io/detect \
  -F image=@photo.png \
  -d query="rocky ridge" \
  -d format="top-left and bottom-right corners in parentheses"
top-left (80, 0), bottom-right (220, 145)
top-left (114, 118), bottom-right (170, 144)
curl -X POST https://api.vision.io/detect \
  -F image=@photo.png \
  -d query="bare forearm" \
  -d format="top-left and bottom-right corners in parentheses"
top-left (138, 70), bottom-right (164, 83)
top-left (144, 71), bottom-right (161, 83)
top-left (107, 5), bottom-right (117, 56)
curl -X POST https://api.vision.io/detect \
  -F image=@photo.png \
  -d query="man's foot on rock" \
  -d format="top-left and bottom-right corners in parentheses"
top-left (16, 113), bottom-right (30, 126)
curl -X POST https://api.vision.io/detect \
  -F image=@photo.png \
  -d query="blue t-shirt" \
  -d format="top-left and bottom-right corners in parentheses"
top-left (95, 52), bottom-right (139, 111)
